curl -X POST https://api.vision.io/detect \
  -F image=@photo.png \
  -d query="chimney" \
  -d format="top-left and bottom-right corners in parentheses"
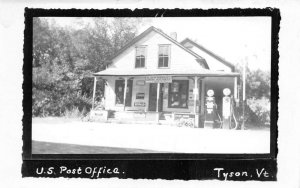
top-left (170, 32), bottom-right (177, 41)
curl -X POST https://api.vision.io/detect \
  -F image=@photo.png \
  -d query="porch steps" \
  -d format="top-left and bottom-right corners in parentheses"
top-left (112, 111), bottom-right (158, 121)
top-left (105, 118), bottom-right (167, 125)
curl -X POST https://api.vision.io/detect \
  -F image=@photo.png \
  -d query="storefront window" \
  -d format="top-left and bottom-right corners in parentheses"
top-left (168, 80), bottom-right (189, 108)
top-left (115, 80), bottom-right (133, 106)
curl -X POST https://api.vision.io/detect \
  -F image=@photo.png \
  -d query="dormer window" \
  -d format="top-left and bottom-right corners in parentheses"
top-left (158, 45), bottom-right (170, 68)
top-left (135, 46), bottom-right (146, 68)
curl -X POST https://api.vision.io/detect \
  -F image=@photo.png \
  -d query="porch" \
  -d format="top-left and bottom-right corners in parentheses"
top-left (91, 68), bottom-right (240, 128)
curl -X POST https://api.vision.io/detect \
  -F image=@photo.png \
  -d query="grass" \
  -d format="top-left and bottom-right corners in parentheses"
top-left (32, 140), bottom-right (167, 154)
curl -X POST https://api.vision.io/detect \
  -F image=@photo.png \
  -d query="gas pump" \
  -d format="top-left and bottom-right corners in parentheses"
top-left (222, 88), bottom-right (232, 129)
top-left (204, 90), bottom-right (217, 128)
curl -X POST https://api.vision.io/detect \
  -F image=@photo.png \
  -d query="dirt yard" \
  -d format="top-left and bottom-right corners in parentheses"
top-left (32, 117), bottom-right (270, 154)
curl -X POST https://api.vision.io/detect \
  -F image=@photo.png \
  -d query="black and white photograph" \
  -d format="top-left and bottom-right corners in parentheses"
top-left (30, 15), bottom-right (273, 155)
top-left (1, 0), bottom-right (300, 187)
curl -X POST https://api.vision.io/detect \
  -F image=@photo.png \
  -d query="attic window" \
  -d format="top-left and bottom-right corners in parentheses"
top-left (135, 46), bottom-right (146, 68)
top-left (158, 45), bottom-right (170, 68)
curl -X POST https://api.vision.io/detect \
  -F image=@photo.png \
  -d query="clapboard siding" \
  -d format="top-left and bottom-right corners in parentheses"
top-left (110, 31), bottom-right (202, 71)
top-left (182, 41), bottom-right (233, 72)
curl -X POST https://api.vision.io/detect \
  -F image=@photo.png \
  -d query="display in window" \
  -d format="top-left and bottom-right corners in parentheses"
top-left (115, 81), bottom-right (124, 105)
top-left (171, 82), bottom-right (179, 92)
top-left (169, 80), bottom-right (189, 108)
top-left (115, 80), bottom-right (133, 106)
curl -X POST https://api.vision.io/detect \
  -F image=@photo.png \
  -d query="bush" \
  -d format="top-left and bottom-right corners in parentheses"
top-left (247, 97), bottom-right (270, 125)
top-left (32, 90), bottom-right (92, 117)
top-left (176, 118), bottom-right (195, 128)
top-left (234, 98), bottom-right (270, 126)
top-left (61, 92), bottom-right (92, 114)
top-left (64, 107), bottom-right (81, 118)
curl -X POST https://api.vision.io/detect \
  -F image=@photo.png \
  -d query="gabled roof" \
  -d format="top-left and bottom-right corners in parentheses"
top-left (181, 38), bottom-right (235, 71)
top-left (108, 26), bottom-right (209, 69)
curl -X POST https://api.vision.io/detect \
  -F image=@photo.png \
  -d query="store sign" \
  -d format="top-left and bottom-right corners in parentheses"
top-left (188, 100), bottom-right (199, 106)
top-left (145, 76), bottom-right (172, 83)
top-left (136, 93), bottom-right (145, 100)
top-left (193, 88), bottom-right (199, 95)
top-left (205, 97), bottom-right (215, 115)
top-left (134, 101), bottom-right (146, 107)
top-left (173, 113), bottom-right (195, 121)
top-left (136, 80), bottom-right (145, 86)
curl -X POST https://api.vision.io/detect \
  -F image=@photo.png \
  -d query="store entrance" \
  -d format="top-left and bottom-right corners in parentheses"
top-left (148, 83), bottom-right (163, 111)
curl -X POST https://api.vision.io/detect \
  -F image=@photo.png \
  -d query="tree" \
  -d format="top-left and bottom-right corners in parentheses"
top-left (32, 17), bottom-right (142, 117)
top-left (235, 63), bottom-right (271, 126)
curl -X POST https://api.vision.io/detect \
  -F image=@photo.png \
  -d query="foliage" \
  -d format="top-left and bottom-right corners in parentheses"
top-left (63, 106), bottom-right (90, 119)
top-left (32, 17), bottom-right (140, 117)
top-left (235, 63), bottom-right (271, 125)
top-left (247, 97), bottom-right (270, 125)
top-left (176, 118), bottom-right (195, 128)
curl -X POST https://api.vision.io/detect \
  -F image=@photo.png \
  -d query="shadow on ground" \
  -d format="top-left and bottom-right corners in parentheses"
top-left (32, 140), bottom-right (169, 154)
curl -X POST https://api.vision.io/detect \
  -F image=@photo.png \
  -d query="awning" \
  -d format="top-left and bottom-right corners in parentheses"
top-left (93, 67), bottom-right (240, 77)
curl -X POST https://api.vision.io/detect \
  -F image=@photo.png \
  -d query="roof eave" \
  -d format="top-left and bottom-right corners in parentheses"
top-left (181, 38), bottom-right (235, 71)
top-left (93, 72), bottom-right (240, 77)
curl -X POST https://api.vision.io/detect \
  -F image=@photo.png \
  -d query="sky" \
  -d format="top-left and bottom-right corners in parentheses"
top-left (141, 17), bottom-right (271, 71)
top-left (52, 17), bottom-right (271, 71)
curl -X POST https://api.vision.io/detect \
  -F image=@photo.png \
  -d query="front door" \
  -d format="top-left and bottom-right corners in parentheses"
top-left (148, 83), bottom-right (163, 111)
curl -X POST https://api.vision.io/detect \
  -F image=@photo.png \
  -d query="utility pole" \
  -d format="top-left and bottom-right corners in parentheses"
top-left (242, 61), bottom-right (247, 130)
top-left (92, 77), bottom-right (97, 110)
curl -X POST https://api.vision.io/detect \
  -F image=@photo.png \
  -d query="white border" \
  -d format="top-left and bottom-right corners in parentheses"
top-left (0, 0), bottom-right (300, 187)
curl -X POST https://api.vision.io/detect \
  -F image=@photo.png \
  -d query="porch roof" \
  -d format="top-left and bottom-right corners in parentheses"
top-left (93, 67), bottom-right (240, 77)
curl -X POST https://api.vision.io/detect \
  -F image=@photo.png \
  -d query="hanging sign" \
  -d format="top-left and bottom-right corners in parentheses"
top-left (136, 80), bottom-right (145, 86)
top-left (145, 76), bottom-right (172, 83)
top-left (193, 88), bottom-right (199, 95)
top-left (136, 93), bottom-right (145, 99)
top-left (134, 101), bottom-right (146, 107)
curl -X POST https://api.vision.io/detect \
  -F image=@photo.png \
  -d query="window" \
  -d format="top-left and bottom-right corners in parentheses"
top-left (168, 80), bottom-right (189, 108)
top-left (115, 80), bottom-right (133, 106)
top-left (135, 46), bottom-right (146, 68)
top-left (158, 45), bottom-right (170, 68)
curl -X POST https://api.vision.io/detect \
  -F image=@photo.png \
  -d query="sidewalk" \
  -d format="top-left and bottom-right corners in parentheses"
top-left (32, 119), bottom-right (270, 153)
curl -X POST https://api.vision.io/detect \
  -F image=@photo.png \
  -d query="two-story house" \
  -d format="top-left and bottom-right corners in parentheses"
top-left (92, 26), bottom-right (240, 128)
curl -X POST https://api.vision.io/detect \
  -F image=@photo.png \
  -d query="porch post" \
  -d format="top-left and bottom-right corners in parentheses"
top-left (234, 77), bottom-right (238, 100)
top-left (156, 83), bottom-right (161, 122)
top-left (194, 76), bottom-right (198, 114)
top-left (194, 76), bottom-right (200, 128)
top-left (242, 62), bottom-right (247, 130)
top-left (123, 77), bottom-right (128, 111)
top-left (92, 77), bottom-right (97, 110)
top-left (201, 79), bottom-right (205, 115)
